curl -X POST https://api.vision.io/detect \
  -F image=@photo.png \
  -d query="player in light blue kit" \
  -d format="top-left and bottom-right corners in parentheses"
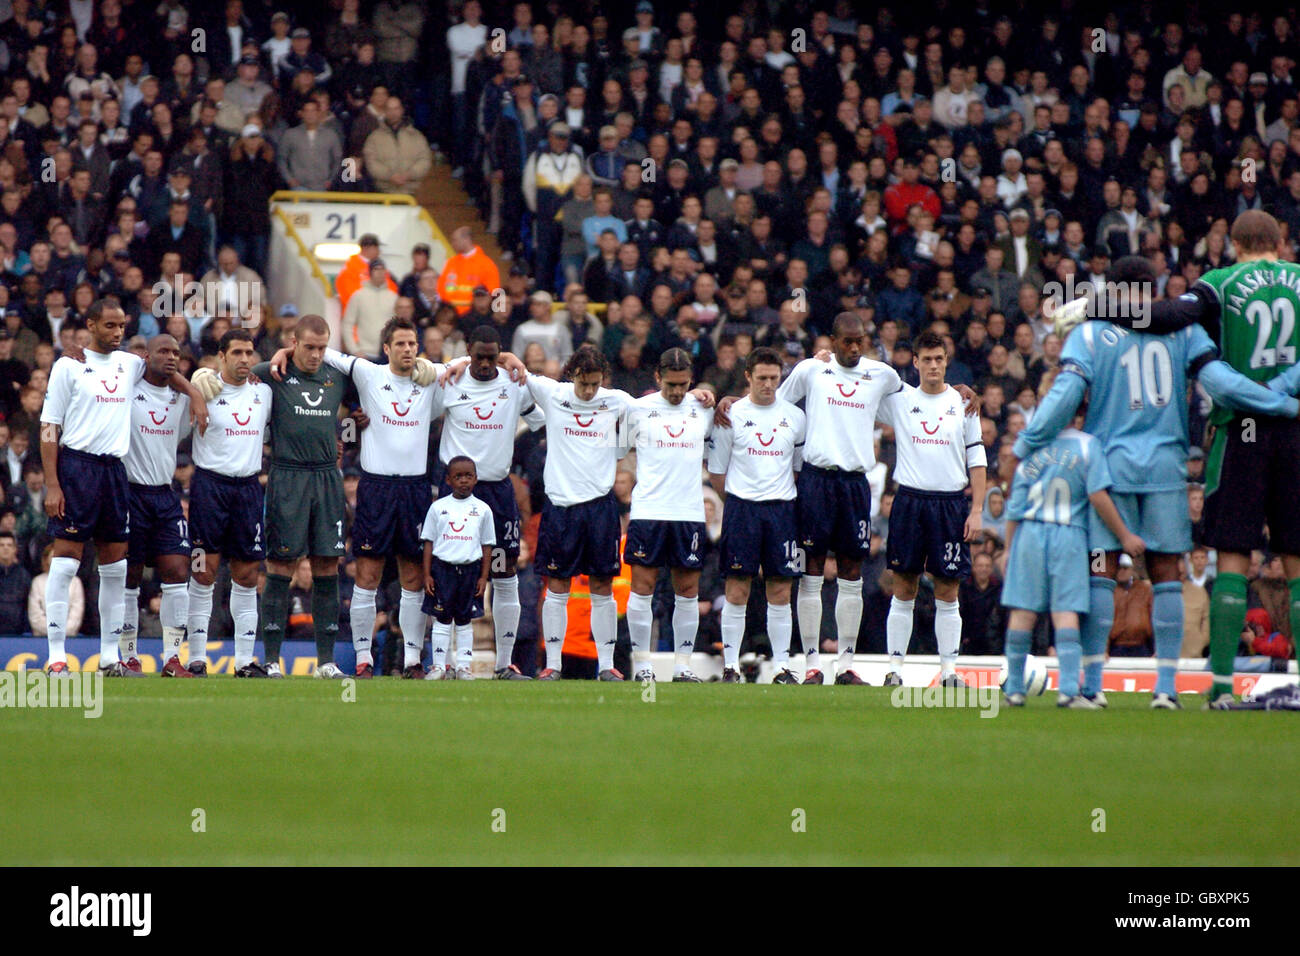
top-left (1002, 418), bottom-right (1144, 707)
top-left (1015, 256), bottom-right (1300, 709)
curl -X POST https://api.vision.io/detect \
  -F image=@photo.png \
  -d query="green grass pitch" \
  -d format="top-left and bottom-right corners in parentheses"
top-left (4, 679), bottom-right (1298, 865)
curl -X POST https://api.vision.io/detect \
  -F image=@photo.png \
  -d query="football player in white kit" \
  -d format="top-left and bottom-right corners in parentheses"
top-left (876, 330), bottom-right (987, 687)
top-left (121, 334), bottom-right (194, 677)
top-left (527, 344), bottom-right (714, 680)
top-left (40, 300), bottom-right (206, 676)
top-left (186, 329), bottom-right (273, 676)
top-left (775, 312), bottom-right (903, 685)
top-left (321, 317), bottom-right (448, 680)
top-left (707, 347), bottom-right (807, 683)
top-left (624, 347), bottom-right (713, 682)
top-left (438, 325), bottom-right (543, 679)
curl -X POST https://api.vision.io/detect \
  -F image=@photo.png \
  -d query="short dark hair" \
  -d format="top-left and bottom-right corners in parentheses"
top-left (446, 455), bottom-right (476, 473)
top-left (469, 325), bottom-right (501, 348)
top-left (218, 328), bottom-right (254, 353)
top-left (914, 329), bottom-right (945, 353)
top-left (381, 315), bottom-right (418, 346)
top-left (747, 346), bottom-right (783, 373)
top-left (85, 298), bottom-right (123, 324)
top-left (562, 343), bottom-right (609, 380)
top-left (296, 314), bottom-right (329, 337)
top-left (658, 347), bottom-right (692, 372)
top-left (831, 311), bottom-right (865, 337)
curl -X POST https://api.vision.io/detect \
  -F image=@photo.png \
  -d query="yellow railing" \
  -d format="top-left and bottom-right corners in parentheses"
top-left (271, 208), bottom-right (333, 297)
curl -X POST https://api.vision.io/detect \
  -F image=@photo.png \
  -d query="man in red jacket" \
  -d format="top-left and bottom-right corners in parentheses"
top-left (883, 157), bottom-right (941, 234)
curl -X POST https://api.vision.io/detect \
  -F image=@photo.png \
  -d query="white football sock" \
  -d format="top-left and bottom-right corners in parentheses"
top-left (456, 622), bottom-right (474, 669)
top-left (350, 586), bottom-right (377, 666)
top-left (160, 581), bottom-right (188, 663)
top-left (120, 586), bottom-right (139, 660)
top-left (835, 578), bottom-right (863, 673)
top-left (796, 574), bottom-right (823, 671)
top-left (626, 590), bottom-right (653, 665)
top-left (230, 583), bottom-right (259, 668)
top-left (720, 600), bottom-right (746, 669)
top-left (887, 596), bottom-right (915, 674)
top-left (399, 589), bottom-right (426, 670)
top-left (45, 555), bottom-right (79, 666)
top-left (186, 580), bottom-right (214, 665)
top-left (591, 591), bottom-right (616, 672)
top-left (935, 598), bottom-right (962, 677)
top-left (542, 588), bottom-right (568, 671)
top-left (491, 575), bottom-right (521, 670)
top-left (97, 559), bottom-right (128, 667)
top-left (429, 620), bottom-right (451, 670)
top-left (768, 602), bottom-right (793, 666)
top-left (672, 593), bottom-right (698, 672)
top-left (405, 616), bottom-right (431, 671)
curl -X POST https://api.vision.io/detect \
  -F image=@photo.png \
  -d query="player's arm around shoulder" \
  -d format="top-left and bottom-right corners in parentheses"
top-left (775, 356), bottom-right (816, 402)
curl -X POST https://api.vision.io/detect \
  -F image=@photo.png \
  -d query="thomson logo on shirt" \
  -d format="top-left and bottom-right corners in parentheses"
top-left (49, 886), bottom-right (151, 936)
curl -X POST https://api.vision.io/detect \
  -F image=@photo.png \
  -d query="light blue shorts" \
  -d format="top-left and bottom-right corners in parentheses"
top-left (1001, 522), bottom-right (1091, 614)
top-left (1088, 489), bottom-right (1190, 555)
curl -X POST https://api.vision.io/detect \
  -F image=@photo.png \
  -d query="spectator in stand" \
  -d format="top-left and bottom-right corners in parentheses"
top-left (511, 290), bottom-right (573, 363)
top-left (1109, 555), bottom-right (1154, 657)
top-left (28, 543), bottom-right (85, 638)
top-left (342, 259), bottom-right (398, 358)
top-left (363, 96), bottom-right (431, 195)
top-left (437, 227), bottom-right (500, 315)
top-left (958, 552), bottom-right (1004, 656)
top-left (0, 531), bottom-right (30, 634)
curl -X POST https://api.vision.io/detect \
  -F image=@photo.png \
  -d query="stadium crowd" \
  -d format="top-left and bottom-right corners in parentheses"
top-left (1, 0), bottom-right (1299, 672)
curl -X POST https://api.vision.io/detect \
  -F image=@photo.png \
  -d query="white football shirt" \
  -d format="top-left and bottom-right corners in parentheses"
top-left (526, 376), bottom-right (633, 507)
top-left (440, 367), bottom-right (545, 482)
top-left (325, 348), bottom-right (443, 477)
top-left (625, 391), bottom-right (712, 521)
top-left (193, 379), bottom-right (273, 477)
top-left (877, 384), bottom-right (986, 491)
top-left (706, 396), bottom-right (805, 501)
top-left (125, 378), bottom-right (191, 485)
top-left (421, 492), bottom-right (496, 565)
top-left (41, 349), bottom-right (145, 458)
top-left (776, 356), bottom-right (901, 471)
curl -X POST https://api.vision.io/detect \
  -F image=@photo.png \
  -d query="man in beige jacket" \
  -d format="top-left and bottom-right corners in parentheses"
top-left (342, 260), bottom-right (399, 357)
top-left (362, 97), bottom-right (432, 195)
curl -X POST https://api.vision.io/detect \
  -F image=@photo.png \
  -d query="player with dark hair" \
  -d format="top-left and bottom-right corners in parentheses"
top-left (877, 329), bottom-right (987, 687)
top-left (624, 347), bottom-right (714, 682)
top-left (121, 334), bottom-right (194, 677)
top-left (708, 347), bottom-right (807, 683)
top-left (1018, 253), bottom-right (1300, 708)
top-left (437, 325), bottom-right (541, 679)
top-left (187, 329), bottom-right (273, 676)
top-left (526, 343), bottom-right (714, 680)
top-left (419, 456), bottom-right (495, 680)
top-left (40, 300), bottom-right (206, 676)
top-left (1088, 212), bottom-right (1300, 706)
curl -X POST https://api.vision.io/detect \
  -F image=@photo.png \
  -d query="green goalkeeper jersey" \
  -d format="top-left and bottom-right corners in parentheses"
top-left (1196, 258), bottom-right (1300, 426)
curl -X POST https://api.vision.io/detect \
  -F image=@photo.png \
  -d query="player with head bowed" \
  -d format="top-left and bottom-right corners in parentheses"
top-left (623, 347), bottom-right (715, 682)
top-left (186, 329), bottom-right (273, 676)
top-left (120, 334), bottom-right (195, 676)
top-left (40, 299), bottom-right (207, 676)
top-left (876, 329), bottom-right (987, 687)
top-left (707, 347), bottom-right (807, 683)
top-left (527, 343), bottom-right (714, 680)
top-left (436, 325), bottom-right (543, 679)
top-left (1017, 252), bottom-right (1300, 708)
